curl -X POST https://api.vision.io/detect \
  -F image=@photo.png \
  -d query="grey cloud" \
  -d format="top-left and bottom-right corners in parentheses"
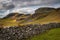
top-left (0, 0), bottom-right (60, 18)
top-left (0, 0), bottom-right (60, 10)
top-left (0, 0), bottom-right (15, 10)
top-left (3, 3), bottom-right (15, 10)
top-left (11, 0), bottom-right (60, 8)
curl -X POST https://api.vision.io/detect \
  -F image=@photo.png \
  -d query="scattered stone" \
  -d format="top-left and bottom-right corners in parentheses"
top-left (0, 23), bottom-right (60, 40)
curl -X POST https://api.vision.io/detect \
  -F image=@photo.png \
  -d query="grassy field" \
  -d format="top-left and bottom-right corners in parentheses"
top-left (0, 18), bottom-right (18, 28)
top-left (29, 28), bottom-right (60, 40)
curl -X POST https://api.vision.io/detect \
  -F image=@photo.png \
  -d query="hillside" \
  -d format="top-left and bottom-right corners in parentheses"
top-left (0, 7), bottom-right (60, 27)
top-left (35, 8), bottom-right (60, 24)
top-left (21, 7), bottom-right (60, 25)
top-left (30, 28), bottom-right (60, 40)
top-left (0, 13), bottom-right (31, 27)
top-left (0, 7), bottom-right (60, 40)
top-left (3, 13), bottom-right (31, 20)
top-left (20, 7), bottom-right (55, 22)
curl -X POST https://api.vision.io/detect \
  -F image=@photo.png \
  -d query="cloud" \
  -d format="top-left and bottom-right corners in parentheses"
top-left (3, 3), bottom-right (15, 10)
top-left (0, 0), bottom-right (60, 10)
top-left (0, 10), bottom-right (10, 18)
top-left (12, 0), bottom-right (60, 7)
top-left (10, 7), bottom-right (37, 14)
top-left (0, 0), bottom-right (14, 10)
top-left (0, 0), bottom-right (60, 18)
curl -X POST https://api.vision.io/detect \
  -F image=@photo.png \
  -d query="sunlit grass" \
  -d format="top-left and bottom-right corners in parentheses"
top-left (29, 28), bottom-right (60, 40)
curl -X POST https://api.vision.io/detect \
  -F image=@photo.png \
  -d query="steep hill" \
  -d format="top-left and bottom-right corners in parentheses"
top-left (3, 13), bottom-right (31, 20)
top-left (3, 13), bottom-right (23, 19)
top-left (21, 7), bottom-right (60, 25)
top-left (34, 8), bottom-right (60, 24)
top-left (0, 13), bottom-right (31, 27)
top-left (0, 7), bottom-right (60, 27)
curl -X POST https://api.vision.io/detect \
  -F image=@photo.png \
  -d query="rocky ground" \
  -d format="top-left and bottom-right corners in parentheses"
top-left (0, 23), bottom-right (60, 40)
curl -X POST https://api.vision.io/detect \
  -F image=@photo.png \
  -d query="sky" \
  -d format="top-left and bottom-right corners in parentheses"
top-left (0, 0), bottom-right (60, 18)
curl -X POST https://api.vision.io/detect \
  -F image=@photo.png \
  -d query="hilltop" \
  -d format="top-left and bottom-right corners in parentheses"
top-left (0, 13), bottom-right (31, 27)
top-left (21, 7), bottom-right (60, 25)
top-left (0, 7), bottom-right (60, 27)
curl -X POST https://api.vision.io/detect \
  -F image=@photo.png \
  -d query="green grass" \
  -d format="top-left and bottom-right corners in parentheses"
top-left (29, 28), bottom-right (60, 40)
top-left (0, 18), bottom-right (18, 26)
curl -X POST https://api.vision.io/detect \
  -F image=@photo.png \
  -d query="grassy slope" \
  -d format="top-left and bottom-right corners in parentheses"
top-left (0, 14), bottom-right (30, 27)
top-left (23, 11), bottom-right (60, 25)
top-left (0, 10), bottom-right (60, 27)
top-left (29, 28), bottom-right (60, 40)
top-left (0, 18), bottom-right (18, 28)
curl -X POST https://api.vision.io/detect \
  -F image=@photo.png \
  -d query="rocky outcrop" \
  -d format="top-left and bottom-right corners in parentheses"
top-left (0, 23), bottom-right (60, 40)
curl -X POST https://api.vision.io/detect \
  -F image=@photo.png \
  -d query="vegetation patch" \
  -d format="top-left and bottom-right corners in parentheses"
top-left (30, 28), bottom-right (60, 40)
